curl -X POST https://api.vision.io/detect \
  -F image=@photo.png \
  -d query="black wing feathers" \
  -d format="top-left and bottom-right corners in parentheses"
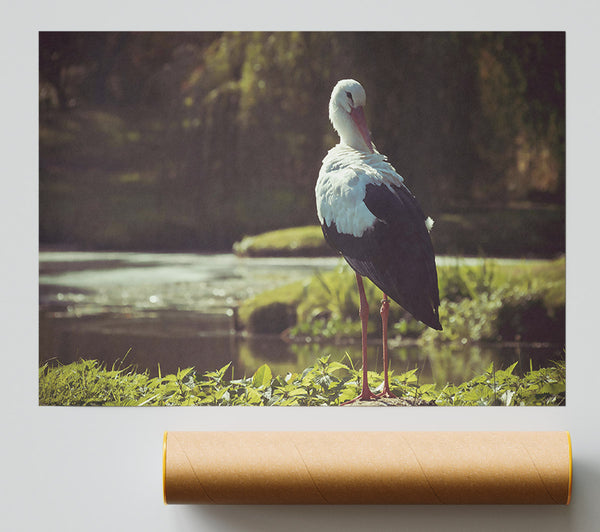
top-left (322, 182), bottom-right (442, 330)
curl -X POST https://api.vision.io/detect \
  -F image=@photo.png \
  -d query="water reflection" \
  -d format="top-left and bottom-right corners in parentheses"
top-left (237, 337), bottom-right (563, 385)
top-left (39, 251), bottom-right (564, 385)
top-left (39, 311), bottom-right (238, 377)
top-left (40, 308), bottom-right (563, 386)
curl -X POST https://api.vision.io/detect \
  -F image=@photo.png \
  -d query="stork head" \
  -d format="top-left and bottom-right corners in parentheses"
top-left (329, 79), bottom-right (374, 153)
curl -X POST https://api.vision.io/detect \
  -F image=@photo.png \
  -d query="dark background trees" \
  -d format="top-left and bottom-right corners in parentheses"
top-left (39, 31), bottom-right (565, 254)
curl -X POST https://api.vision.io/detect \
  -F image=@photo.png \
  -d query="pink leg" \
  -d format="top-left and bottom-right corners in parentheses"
top-left (376, 293), bottom-right (398, 399)
top-left (342, 274), bottom-right (377, 404)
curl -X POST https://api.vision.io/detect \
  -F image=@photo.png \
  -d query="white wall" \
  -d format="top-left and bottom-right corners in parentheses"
top-left (3, 2), bottom-right (599, 530)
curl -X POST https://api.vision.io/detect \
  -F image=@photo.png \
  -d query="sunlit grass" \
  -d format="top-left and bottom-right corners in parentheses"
top-left (239, 256), bottom-right (566, 345)
top-left (39, 357), bottom-right (565, 407)
top-left (237, 279), bottom-right (306, 333)
top-left (233, 226), bottom-right (334, 257)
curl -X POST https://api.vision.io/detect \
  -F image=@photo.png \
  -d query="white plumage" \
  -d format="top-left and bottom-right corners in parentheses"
top-left (316, 146), bottom-right (405, 237)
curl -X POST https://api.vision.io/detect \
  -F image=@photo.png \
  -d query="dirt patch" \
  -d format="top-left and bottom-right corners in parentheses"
top-left (343, 396), bottom-right (436, 406)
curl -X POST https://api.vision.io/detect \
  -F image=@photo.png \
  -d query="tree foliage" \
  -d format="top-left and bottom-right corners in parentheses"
top-left (39, 31), bottom-right (565, 250)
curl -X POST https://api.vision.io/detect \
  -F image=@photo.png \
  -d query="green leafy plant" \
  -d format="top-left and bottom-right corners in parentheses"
top-left (282, 256), bottom-right (565, 346)
top-left (39, 357), bottom-right (565, 407)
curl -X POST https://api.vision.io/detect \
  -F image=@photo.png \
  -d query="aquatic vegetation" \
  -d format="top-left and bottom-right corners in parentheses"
top-left (240, 256), bottom-right (565, 346)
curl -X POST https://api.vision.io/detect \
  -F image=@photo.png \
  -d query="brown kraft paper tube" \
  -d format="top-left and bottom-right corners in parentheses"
top-left (163, 431), bottom-right (572, 505)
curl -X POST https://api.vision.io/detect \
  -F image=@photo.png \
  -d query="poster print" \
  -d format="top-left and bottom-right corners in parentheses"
top-left (39, 32), bottom-right (565, 406)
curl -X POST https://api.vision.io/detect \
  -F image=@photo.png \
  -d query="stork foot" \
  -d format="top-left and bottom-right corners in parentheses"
top-left (375, 389), bottom-right (398, 399)
top-left (341, 388), bottom-right (378, 405)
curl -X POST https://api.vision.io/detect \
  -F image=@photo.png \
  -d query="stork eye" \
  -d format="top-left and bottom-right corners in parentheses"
top-left (345, 91), bottom-right (353, 102)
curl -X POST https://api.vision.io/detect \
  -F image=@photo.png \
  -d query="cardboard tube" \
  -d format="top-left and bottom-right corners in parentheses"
top-left (163, 431), bottom-right (572, 505)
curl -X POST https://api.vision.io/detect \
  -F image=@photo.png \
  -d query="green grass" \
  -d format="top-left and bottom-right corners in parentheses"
top-left (233, 226), bottom-right (335, 257)
top-left (239, 256), bottom-right (566, 345)
top-left (237, 279), bottom-right (306, 333)
top-left (39, 356), bottom-right (565, 406)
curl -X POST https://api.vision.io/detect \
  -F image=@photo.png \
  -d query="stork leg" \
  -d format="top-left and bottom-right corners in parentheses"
top-left (342, 273), bottom-right (377, 404)
top-left (376, 293), bottom-right (398, 399)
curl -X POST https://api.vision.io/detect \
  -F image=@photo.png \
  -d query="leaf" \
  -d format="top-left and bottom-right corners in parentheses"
top-left (215, 388), bottom-right (230, 401)
top-left (327, 361), bottom-right (350, 373)
top-left (538, 382), bottom-right (565, 395)
top-left (505, 361), bottom-right (518, 375)
top-left (245, 387), bottom-right (263, 404)
top-left (177, 367), bottom-right (194, 380)
top-left (281, 398), bottom-right (299, 406)
top-left (217, 362), bottom-right (232, 378)
top-left (398, 368), bottom-right (418, 383)
top-left (252, 364), bottom-right (273, 388)
top-left (314, 374), bottom-right (332, 388)
top-left (338, 387), bottom-right (358, 404)
top-left (288, 388), bottom-right (308, 397)
top-left (318, 355), bottom-right (331, 366)
top-left (300, 366), bottom-right (315, 380)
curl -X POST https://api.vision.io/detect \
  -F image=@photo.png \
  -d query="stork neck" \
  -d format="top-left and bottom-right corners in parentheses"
top-left (330, 106), bottom-right (372, 153)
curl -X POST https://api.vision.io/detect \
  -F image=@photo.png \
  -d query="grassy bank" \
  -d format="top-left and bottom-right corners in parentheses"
top-left (233, 226), bottom-right (335, 257)
top-left (39, 357), bottom-right (565, 407)
top-left (238, 256), bottom-right (566, 346)
top-left (233, 205), bottom-right (564, 259)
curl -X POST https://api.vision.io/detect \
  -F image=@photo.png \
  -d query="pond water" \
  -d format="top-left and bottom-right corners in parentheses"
top-left (39, 251), bottom-right (563, 385)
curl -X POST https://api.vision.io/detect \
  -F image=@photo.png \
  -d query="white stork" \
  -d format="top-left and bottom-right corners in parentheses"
top-left (315, 79), bottom-right (442, 403)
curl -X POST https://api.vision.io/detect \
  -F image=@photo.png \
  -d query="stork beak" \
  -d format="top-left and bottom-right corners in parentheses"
top-left (350, 106), bottom-right (374, 153)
